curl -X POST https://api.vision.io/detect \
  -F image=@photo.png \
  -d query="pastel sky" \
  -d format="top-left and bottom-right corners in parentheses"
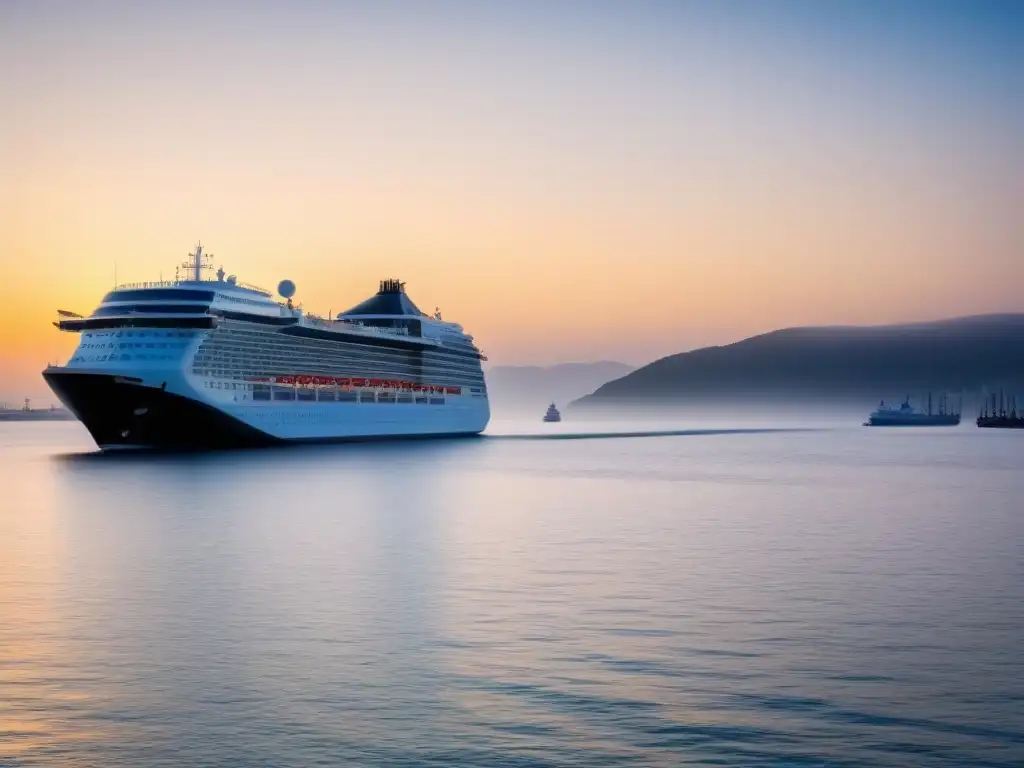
top-left (1, 0), bottom-right (1021, 402)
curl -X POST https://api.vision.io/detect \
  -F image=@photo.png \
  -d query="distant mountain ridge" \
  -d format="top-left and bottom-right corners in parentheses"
top-left (572, 314), bottom-right (1024, 409)
top-left (486, 361), bottom-right (634, 413)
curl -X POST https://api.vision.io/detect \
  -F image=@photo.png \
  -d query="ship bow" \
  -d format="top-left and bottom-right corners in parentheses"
top-left (42, 369), bottom-right (274, 450)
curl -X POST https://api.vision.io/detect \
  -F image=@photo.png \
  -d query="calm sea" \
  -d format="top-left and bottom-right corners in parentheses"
top-left (1, 419), bottom-right (1022, 767)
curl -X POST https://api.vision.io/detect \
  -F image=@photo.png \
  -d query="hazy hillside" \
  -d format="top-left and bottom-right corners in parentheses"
top-left (572, 314), bottom-right (1024, 410)
top-left (486, 362), bottom-right (633, 414)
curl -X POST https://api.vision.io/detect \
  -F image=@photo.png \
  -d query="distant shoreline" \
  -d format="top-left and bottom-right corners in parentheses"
top-left (572, 313), bottom-right (1024, 411)
top-left (0, 409), bottom-right (75, 422)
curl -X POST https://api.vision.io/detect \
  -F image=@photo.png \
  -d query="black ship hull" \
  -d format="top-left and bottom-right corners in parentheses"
top-left (977, 417), bottom-right (1024, 429)
top-left (43, 370), bottom-right (277, 450)
top-left (866, 415), bottom-right (961, 427)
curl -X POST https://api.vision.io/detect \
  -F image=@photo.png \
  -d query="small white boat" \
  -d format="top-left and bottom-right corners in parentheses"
top-left (543, 403), bottom-right (561, 422)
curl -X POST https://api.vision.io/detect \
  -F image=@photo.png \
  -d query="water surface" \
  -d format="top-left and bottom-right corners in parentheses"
top-left (1, 420), bottom-right (1022, 766)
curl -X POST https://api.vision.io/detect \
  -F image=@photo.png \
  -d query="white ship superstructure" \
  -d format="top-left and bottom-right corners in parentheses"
top-left (44, 245), bottom-right (490, 449)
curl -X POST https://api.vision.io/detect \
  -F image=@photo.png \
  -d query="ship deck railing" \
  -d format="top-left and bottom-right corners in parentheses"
top-left (115, 279), bottom-right (271, 295)
top-left (115, 280), bottom-right (181, 290)
top-left (301, 316), bottom-right (416, 338)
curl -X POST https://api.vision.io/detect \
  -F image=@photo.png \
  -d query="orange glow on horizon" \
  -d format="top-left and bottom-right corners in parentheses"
top-left (1, 3), bottom-right (1020, 402)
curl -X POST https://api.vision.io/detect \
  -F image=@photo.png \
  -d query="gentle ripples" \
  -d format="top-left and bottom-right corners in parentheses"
top-left (1, 420), bottom-right (1022, 766)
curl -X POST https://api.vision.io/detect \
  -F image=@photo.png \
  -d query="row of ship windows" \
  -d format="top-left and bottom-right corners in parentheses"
top-left (197, 341), bottom-right (482, 361)
top-left (215, 295), bottom-right (276, 307)
top-left (80, 341), bottom-right (189, 350)
top-left (194, 372), bottom-right (484, 388)
top-left (71, 353), bottom-right (177, 363)
top-left (442, 342), bottom-right (477, 354)
top-left (194, 362), bottom-right (483, 384)
top-left (200, 349), bottom-right (482, 372)
top-left (193, 356), bottom-right (484, 380)
top-left (194, 342), bottom-right (483, 368)
top-left (193, 361), bottom-right (483, 379)
top-left (197, 338), bottom-right (483, 368)
top-left (103, 289), bottom-right (214, 303)
top-left (203, 380), bottom-right (447, 404)
top-left (204, 334), bottom-right (482, 365)
top-left (256, 391), bottom-right (447, 405)
top-left (84, 330), bottom-right (198, 339)
top-left (214, 323), bottom-right (481, 354)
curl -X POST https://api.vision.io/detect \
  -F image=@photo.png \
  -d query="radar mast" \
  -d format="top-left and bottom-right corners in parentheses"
top-left (181, 242), bottom-right (214, 282)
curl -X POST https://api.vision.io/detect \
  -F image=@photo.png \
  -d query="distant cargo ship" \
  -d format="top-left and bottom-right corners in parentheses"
top-left (543, 403), bottom-right (561, 423)
top-left (977, 390), bottom-right (1024, 429)
top-left (864, 393), bottom-right (961, 427)
top-left (0, 399), bottom-right (75, 421)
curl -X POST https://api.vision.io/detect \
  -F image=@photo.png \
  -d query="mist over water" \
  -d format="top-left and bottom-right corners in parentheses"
top-left (492, 400), bottom-right (893, 431)
top-left (2, 420), bottom-right (1022, 767)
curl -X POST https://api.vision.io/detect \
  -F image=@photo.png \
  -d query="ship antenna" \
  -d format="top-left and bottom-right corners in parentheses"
top-left (182, 242), bottom-right (210, 283)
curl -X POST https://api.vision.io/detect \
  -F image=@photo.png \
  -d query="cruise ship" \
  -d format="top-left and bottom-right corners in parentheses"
top-left (43, 245), bottom-right (490, 450)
